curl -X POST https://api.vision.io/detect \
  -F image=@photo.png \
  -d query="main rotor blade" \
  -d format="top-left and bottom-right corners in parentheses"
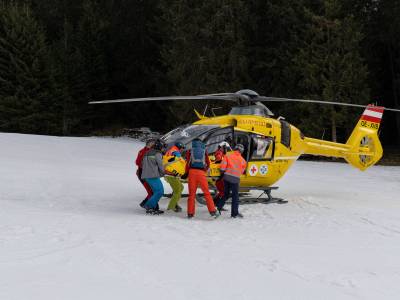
top-left (258, 96), bottom-right (400, 112)
top-left (89, 95), bottom-right (237, 104)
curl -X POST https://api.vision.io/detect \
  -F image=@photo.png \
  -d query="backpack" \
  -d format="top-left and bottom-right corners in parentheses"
top-left (190, 139), bottom-right (206, 169)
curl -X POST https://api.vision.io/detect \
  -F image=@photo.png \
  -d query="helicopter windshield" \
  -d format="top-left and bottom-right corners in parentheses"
top-left (229, 105), bottom-right (273, 117)
top-left (161, 124), bottom-right (219, 147)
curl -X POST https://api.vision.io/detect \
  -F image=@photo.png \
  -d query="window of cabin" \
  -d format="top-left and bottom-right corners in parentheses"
top-left (250, 135), bottom-right (274, 160)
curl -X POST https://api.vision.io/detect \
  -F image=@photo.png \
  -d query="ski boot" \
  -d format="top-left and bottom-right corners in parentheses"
top-left (210, 211), bottom-right (220, 219)
top-left (231, 213), bottom-right (243, 219)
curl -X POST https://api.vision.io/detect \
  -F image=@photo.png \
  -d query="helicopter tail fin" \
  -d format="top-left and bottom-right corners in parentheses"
top-left (344, 105), bottom-right (384, 171)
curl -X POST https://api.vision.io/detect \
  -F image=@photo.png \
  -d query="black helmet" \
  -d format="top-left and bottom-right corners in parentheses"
top-left (154, 140), bottom-right (164, 151)
top-left (234, 144), bottom-right (244, 153)
top-left (145, 139), bottom-right (156, 147)
top-left (175, 142), bottom-right (185, 150)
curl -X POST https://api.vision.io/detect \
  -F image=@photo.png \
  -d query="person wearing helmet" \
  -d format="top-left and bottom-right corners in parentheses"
top-left (136, 139), bottom-right (155, 208)
top-left (141, 140), bottom-right (165, 214)
top-left (217, 143), bottom-right (247, 218)
top-left (214, 141), bottom-right (231, 163)
top-left (164, 142), bottom-right (185, 212)
top-left (213, 141), bottom-right (231, 208)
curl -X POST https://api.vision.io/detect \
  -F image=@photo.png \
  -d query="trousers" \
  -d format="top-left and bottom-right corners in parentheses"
top-left (187, 169), bottom-right (216, 215)
top-left (144, 178), bottom-right (164, 209)
top-left (165, 176), bottom-right (184, 209)
top-left (217, 179), bottom-right (240, 217)
top-left (137, 168), bottom-right (153, 201)
top-left (215, 178), bottom-right (225, 201)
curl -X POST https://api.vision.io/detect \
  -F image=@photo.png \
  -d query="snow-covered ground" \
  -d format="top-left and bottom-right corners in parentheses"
top-left (1, 132), bottom-right (400, 300)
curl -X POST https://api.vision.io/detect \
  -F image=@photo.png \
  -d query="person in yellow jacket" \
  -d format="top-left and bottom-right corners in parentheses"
top-left (216, 144), bottom-right (247, 218)
top-left (164, 142), bottom-right (185, 212)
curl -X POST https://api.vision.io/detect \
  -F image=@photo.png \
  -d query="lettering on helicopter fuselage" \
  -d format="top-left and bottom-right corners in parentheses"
top-left (360, 120), bottom-right (379, 130)
top-left (238, 119), bottom-right (271, 128)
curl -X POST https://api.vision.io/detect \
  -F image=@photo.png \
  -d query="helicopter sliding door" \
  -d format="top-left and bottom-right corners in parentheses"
top-left (233, 131), bottom-right (251, 161)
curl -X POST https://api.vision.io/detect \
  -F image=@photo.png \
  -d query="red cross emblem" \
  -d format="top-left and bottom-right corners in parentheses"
top-left (249, 164), bottom-right (258, 176)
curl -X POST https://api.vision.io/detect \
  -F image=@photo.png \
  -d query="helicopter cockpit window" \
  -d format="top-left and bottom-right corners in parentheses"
top-left (229, 105), bottom-right (271, 117)
top-left (161, 124), bottom-right (219, 148)
top-left (250, 136), bottom-right (273, 160)
top-left (204, 127), bottom-right (233, 154)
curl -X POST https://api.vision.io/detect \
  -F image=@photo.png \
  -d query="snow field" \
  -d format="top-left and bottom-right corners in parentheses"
top-left (1, 133), bottom-right (400, 300)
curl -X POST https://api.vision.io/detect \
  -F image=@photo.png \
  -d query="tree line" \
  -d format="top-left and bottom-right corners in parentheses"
top-left (0, 0), bottom-right (399, 145)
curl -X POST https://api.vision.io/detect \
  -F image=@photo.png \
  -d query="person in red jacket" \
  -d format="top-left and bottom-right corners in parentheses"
top-left (213, 142), bottom-right (231, 208)
top-left (136, 139), bottom-right (155, 208)
top-left (185, 139), bottom-right (218, 219)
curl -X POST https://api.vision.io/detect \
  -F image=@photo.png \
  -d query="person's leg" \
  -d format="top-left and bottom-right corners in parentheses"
top-left (198, 172), bottom-right (216, 213)
top-left (187, 170), bottom-right (198, 216)
top-left (217, 179), bottom-right (230, 211)
top-left (145, 178), bottom-right (164, 209)
top-left (166, 176), bottom-right (183, 210)
top-left (214, 178), bottom-right (224, 203)
top-left (230, 182), bottom-right (240, 217)
top-left (137, 169), bottom-right (153, 203)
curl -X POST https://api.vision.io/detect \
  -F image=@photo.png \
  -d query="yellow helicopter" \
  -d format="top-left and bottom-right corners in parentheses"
top-left (90, 89), bottom-right (400, 203)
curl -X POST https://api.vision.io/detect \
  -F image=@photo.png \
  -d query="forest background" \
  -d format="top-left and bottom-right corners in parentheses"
top-left (1, 0), bottom-right (399, 153)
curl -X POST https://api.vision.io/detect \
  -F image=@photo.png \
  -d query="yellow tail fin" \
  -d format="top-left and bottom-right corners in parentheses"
top-left (345, 105), bottom-right (384, 170)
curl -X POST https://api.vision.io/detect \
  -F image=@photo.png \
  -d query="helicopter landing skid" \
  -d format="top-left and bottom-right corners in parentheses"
top-left (164, 186), bottom-right (287, 205)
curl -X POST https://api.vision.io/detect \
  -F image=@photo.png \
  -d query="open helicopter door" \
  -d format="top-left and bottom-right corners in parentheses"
top-left (203, 126), bottom-right (234, 177)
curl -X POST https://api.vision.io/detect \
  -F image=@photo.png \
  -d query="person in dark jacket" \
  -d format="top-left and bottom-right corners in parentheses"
top-left (141, 140), bottom-right (165, 215)
top-left (136, 139), bottom-right (155, 208)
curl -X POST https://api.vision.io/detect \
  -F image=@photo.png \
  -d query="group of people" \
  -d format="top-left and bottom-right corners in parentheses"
top-left (135, 138), bottom-right (247, 219)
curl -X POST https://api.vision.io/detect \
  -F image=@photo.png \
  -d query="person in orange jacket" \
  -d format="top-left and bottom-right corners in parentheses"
top-left (185, 138), bottom-right (218, 219)
top-left (217, 144), bottom-right (247, 218)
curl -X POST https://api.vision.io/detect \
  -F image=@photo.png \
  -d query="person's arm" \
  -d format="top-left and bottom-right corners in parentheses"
top-left (241, 157), bottom-right (247, 174)
top-left (156, 152), bottom-right (165, 175)
top-left (205, 151), bottom-right (211, 171)
top-left (135, 149), bottom-right (144, 167)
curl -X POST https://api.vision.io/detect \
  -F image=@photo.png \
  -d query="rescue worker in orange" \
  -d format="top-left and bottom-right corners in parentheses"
top-left (164, 142), bottom-right (185, 212)
top-left (217, 144), bottom-right (247, 218)
top-left (213, 141), bottom-right (231, 209)
top-left (185, 138), bottom-right (219, 219)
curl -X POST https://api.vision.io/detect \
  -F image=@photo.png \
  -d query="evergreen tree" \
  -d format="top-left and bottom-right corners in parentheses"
top-left (293, 0), bottom-right (369, 142)
top-left (158, 0), bottom-right (249, 126)
top-left (0, 2), bottom-right (62, 134)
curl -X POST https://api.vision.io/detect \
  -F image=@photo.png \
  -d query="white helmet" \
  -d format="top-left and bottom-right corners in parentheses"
top-left (219, 141), bottom-right (231, 148)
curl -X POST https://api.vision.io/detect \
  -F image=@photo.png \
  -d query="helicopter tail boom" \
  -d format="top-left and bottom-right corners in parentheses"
top-left (344, 105), bottom-right (384, 171)
top-left (302, 105), bottom-right (384, 171)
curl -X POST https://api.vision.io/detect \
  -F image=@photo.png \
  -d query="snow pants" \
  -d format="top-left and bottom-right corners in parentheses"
top-left (187, 169), bottom-right (216, 215)
top-left (144, 178), bottom-right (164, 209)
top-left (165, 176), bottom-right (184, 209)
top-left (217, 179), bottom-right (240, 217)
top-left (137, 168), bottom-right (153, 201)
top-left (215, 178), bottom-right (225, 202)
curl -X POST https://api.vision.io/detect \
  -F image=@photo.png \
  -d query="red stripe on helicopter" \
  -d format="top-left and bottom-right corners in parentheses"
top-left (361, 105), bottom-right (384, 123)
